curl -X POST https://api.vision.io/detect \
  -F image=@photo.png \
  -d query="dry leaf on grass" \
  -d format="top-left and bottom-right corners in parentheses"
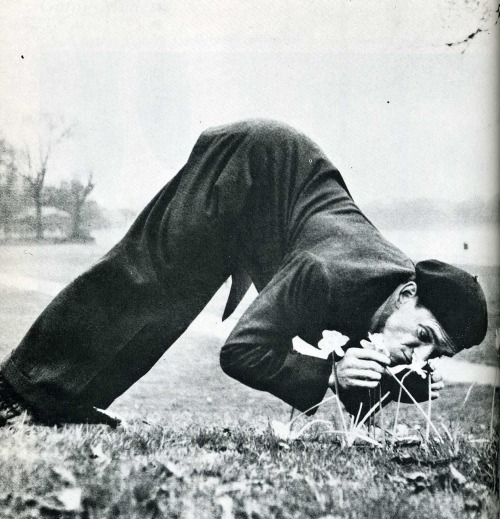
top-left (270, 420), bottom-right (293, 441)
top-left (449, 464), bottom-right (467, 485)
top-left (40, 487), bottom-right (83, 514)
top-left (56, 487), bottom-right (83, 511)
top-left (90, 443), bottom-right (110, 464)
top-left (51, 465), bottom-right (77, 487)
top-left (216, 494), bottom-right (234, 519)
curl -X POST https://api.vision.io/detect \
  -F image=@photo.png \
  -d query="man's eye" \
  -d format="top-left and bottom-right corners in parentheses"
top-left (417, 328), bottom-right (432, 343)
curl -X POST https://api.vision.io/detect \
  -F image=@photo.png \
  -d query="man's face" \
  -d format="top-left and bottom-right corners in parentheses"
top-left (380, 297), bottom-right (452, 366)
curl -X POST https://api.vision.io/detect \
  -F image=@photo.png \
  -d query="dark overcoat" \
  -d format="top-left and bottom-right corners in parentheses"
top-left (1, 120), bottom-right (415, 417)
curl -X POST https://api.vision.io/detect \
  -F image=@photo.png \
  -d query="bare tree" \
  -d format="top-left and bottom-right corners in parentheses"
top-left (0, 137), bottom-right (22, 238)
top-left (68, 175), bottom-right (95, 240)
top-left (444, 0), bottom-right (499, 51)
top-left (45, 174), bottom-right (96, 240)
top-left (21, 117), bottom-right (74, 239)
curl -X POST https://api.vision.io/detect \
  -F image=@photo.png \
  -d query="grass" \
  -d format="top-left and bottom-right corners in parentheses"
top-left (0, 239), bottom-right (499, 518)
top-left (0, 399), bottom-right (498, 519)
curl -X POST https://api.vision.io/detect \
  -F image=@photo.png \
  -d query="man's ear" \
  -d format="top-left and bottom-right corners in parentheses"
top-left (396, 281), bottom-right (417, 306)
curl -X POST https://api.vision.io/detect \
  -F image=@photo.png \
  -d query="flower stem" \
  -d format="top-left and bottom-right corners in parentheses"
top-left (368, 389), bottom-right (374, 439)
top-left (425, 374), bottom-right (432, 443)
top-left (354, 402), bottom-right (363, 430)
top-left (379, 385), bottom-right (386, 446)
top-left (354, 392), bottom-right (390, 431)
top-left (385, 368), bottom-right (443, 442)
top-left (288, 394), bottom-right (340, 426)
top-left (391, 370), bottom-right (411, 445)
top-left (332, 359), bottom-right (349, 443)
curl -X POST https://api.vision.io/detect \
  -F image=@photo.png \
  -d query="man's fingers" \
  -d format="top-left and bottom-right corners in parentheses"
top-left (431, 381), bottom-right (445, 390)
top-left (352, 380), bottom-right (380, 388)
top-left (431, 392), bottom-right (441, 400)
top-left (345, 368), bottom-right (382, 381)
top-left (355, 359), bottom-right (386, 374)
top-left (431, 372), bottom-right (443, 383)
top-left (347, 348), bottom-right (390, 366)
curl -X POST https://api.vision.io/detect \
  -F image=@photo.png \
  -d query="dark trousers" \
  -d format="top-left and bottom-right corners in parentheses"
top-left (1, 127), bottom-right (243, 417)
top-left (1, 119), bottom-right (337, 418)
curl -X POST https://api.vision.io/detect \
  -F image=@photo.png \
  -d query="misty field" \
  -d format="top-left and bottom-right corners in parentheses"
top-left (0, 240), bottom-right (498, 518)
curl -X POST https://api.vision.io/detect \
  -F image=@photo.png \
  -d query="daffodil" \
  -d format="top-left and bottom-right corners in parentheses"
top-left (318, 330), bottom-right (350, 358)
top-left (360, 332), bottom-right (390, 356)
top-left (292, 330), bottom-right (349, 360)
top-left (409, 352), bottom-right (427, 379)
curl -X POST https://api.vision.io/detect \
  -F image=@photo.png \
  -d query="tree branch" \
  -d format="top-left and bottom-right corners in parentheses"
top-left (445, 3), bottom-right (499, 51)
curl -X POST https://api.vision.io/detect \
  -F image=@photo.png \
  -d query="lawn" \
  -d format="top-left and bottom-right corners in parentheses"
top-left (0, 240), bottom-right (498, 518)
top-left (0, 385), bottom-right (498, 519)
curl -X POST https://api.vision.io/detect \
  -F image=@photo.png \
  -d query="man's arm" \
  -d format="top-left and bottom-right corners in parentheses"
top-left (220, 252), bottom-right (333, 413)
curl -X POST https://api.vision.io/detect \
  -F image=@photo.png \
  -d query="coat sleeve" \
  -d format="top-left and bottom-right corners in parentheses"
top-left (220, 252), bottom-right (333, 413)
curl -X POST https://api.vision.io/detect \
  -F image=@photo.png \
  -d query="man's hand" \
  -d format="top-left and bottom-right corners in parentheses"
top-left (393, 363), bottom-right (445, 403)
top-left (428, 366), bottom-right (445, 400)
top-left (329, 347), bottom-right (390, 390)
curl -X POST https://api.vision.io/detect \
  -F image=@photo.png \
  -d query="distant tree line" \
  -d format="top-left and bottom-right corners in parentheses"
top-left (364, 195), bottom-right (499, 230)
top-left (0, 121), bottom-right (110, 242)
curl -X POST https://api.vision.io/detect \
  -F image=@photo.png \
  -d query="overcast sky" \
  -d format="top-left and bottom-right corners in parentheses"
top-left (0, 0), bottom-right (498, 213)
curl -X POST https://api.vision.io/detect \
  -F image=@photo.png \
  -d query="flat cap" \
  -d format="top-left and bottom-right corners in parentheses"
top-left (415, 260), bottom-right (488, 351)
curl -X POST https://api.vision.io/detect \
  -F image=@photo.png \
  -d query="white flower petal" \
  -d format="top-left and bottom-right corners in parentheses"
top-left (409, 352), bottom-right (428, 378)
top-left (333, 344), bottom-right (345, 358)
top-left (317, 330), bottom-right (349, 357)
top-left (367, 333), bottom-right (389, 355)
top-left (294, 331), bottom-right (349, 360)
top-left (318, 337), bottom-right (335, 354)
top-left (325, 330), bottom-right (349, 345)
top-left (360, 339), bottom-right (374, 350)
top-left (293, 337), bottom-right (330, 359)
top-left (320, 330), bottom-right (349, 349)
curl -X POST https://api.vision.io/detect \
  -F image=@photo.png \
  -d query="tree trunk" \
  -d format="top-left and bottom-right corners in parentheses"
top-left (4, 219), bottom-right (12, 239)
top-left (35, 199), bottom-right (43, 240)
top-left (70, 203), bottom-right (82, 239)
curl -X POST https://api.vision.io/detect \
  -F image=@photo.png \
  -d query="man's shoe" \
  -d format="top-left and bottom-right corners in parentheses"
top-left (0, 373), bottom-right (121, 427)
top-left (0, 373), bottom-right (36, 426)
top-left (53, 406), bottom-right (122, 428)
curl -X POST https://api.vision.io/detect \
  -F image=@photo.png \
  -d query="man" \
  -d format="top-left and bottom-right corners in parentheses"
top-left (0, 120), bottom-right (488, 426)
